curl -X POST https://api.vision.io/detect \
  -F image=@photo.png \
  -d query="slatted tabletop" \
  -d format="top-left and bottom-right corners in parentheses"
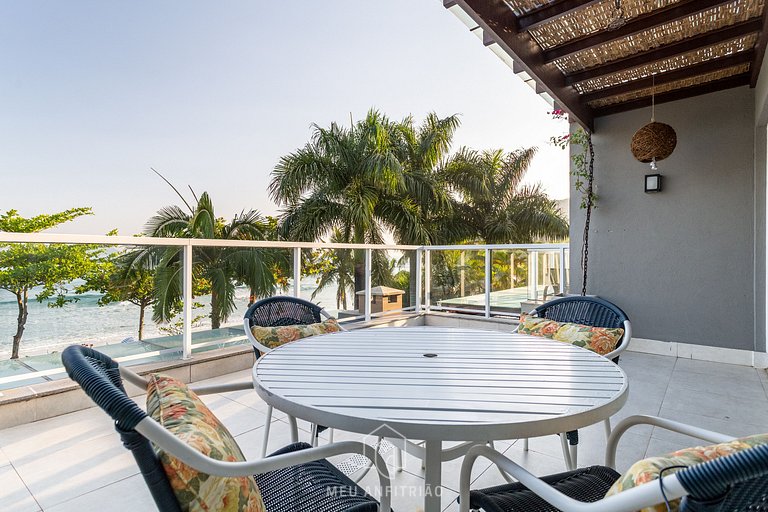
top-left (253, 326), bottom-right (628, 442)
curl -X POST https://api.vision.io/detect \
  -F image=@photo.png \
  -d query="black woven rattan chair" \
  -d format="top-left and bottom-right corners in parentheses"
top-left (61, 345), bottom-right (392, 512)
top-left (243, 295), bottom-right (347, 457)
top-left (459, 414), bottom-right (768, 512)
top-left (519, 296), bottom-right (632, 471)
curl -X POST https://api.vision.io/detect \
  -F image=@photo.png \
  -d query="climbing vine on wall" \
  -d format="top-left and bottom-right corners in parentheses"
top-left (550, 110), bottom-right (595, 296)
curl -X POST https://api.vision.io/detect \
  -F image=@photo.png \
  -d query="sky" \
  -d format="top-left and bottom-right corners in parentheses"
top-left (0, 0), bottom-right (569, 236)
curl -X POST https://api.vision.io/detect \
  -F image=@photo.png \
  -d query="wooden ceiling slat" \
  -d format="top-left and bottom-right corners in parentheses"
top-left (543, 0), bottom-right (733, 63)
top-left (564, 19), bottom-right (763, 86)
top-left (592, 73), bottom-right (751, 117)
top-left (459, 0), bottom-right (595, 130)
top-left (517, 0), bottom-right (602, 31)
top-left (750, 7), bottom-right (768, 86)
top-left (582, 51), bottom-right (755, 102)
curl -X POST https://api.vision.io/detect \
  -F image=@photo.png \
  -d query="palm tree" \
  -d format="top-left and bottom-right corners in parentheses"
top-left (442, 147), bottom-right (569, 243)
top-left (269, 109), bottom-right (403, 292)
top-left (144, 191), bottom-right (281, 329)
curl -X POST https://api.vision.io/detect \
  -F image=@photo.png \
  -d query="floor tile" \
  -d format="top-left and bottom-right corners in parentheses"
top-left (0, 407), bottom-right (116, 465)
top-left (673, 358), bottom-right (758, 379)
top-left (652, 408), bottom-right (763, 446)
top-left (660, 388), bottom-right (768, 427)
top-left (0, 465), bottom-right (40, 512)
top-left (198, 394), bottom-right (268, 437)
top-left (666, 368), bottom-right (766, 401)
top-left (45, 474), bottom-right (154, 512)
top-left (13, 433), bottom-right (139, 510)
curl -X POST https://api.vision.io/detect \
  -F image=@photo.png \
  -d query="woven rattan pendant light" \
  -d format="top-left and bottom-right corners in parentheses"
top-left (631, 76), bottom-right (677, 170)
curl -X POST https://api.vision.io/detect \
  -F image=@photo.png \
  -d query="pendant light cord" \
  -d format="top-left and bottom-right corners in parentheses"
top-left (651, 74), bottom-right (656, 122)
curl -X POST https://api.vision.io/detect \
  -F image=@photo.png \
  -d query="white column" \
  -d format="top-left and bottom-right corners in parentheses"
top-left (415, 249), bottom-right (423, 313)
top-left (424, 249), bottom-right (432, 312)
top-left (484, 248), bottom-right (491, 318)
top-left (364, 249), bottom-right (372, 321)
top-left (292, 247), bottom-right (301, 298)
top-left (182, 242), bottom-right (193, 359)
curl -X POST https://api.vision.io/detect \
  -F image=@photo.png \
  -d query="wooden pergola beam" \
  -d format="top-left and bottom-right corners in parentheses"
top-left (543, 0), bottom-right (733, 63)
top-left (581, 50), bottom-right (755, 103)
top-left (458, 0), bottom-right (594, 130)
top-left (592, 73), bottom-right (751, 117)
top-left (517, 0), bottom-right (601, 31)
top-left (564, 19), bottom-right (763, 86)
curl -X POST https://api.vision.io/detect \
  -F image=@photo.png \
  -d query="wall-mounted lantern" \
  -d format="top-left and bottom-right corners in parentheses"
top-left (644, 173), bottom-right (663, 193)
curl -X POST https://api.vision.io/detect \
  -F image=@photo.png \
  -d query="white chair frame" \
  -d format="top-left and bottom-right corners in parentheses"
top-left (119, 366), bottom-right (393, 512)
top-left (244, 306), bottom-right (347, 458)
top-left (514, 318), bottom-right (633, 471)
top-left (458, 414), bottom-right (734, 512)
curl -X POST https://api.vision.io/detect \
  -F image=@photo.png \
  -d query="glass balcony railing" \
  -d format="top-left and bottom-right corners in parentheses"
top-left (0, 233), bottom-right (568, 390)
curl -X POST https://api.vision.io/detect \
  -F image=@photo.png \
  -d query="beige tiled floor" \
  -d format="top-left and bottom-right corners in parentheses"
top-left (1, 352), bottom-right (766, 511)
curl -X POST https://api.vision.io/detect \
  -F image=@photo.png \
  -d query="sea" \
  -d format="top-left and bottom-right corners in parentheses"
top-left (0, 278), bottom-right (341, 358)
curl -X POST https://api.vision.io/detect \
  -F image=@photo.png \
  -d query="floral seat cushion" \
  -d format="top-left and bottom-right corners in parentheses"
top-left (604, 433), bottom-right (768, 512)
top-left (518, 314), bottom-right (624, 356)
top-left (250, 317), bottom-right (341, 349)
top-left (147, 373), bottom-right (266, 512)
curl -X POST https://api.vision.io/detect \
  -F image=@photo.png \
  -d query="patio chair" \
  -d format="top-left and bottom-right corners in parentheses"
top-left (517, 296), bottom-right (632, 471)
top-left (61, 345), bottom-right (392, 512)
top-left (244, 295), bottom-right (347, 457)
top-left (458, 414), bottom-right (768, 512)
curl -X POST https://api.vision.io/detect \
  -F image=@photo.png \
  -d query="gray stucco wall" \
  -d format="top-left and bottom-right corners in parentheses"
top-left (569, 87), bottom-right (757, 351)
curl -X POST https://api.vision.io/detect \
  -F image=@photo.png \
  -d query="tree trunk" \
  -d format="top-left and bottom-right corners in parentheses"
top-left (210, 290), bottom-right (221, 330)
top-left (407, 256), bottom-right (418, 308)
top-left (138, 302), bottom-right (146, 340)
top-left (353, 263), bottom-right (365, 313)
top-left (11, 289), bottom-right (28, 360)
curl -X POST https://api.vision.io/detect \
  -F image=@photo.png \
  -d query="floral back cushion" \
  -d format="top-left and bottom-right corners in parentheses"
top-left (604, 433), bottom-right (768, 512)
top-left (518, 314), bottom-right (562, 338)
top-left (147, 374), bottom-right (266, 512)
top-left (518, 314), bottom-right (624, 356)
top-left (251, 317), bottom-right (341, 350)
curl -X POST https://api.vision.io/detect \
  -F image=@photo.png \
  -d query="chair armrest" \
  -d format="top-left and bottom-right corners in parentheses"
top-left (320, 309), bottom-right (348, 331)
top-left (189, 380), bottom-right (253, 395)
top-left (459, 444), bottom-right (688, 512)
top-left (136, 418), bottom-right (392, 512)
top-left (603, 320), bottom-right (632, 360)
top-left (244, 318), bottom-right (273, 354)
top-left (605, 415), bottom-right (735, 468)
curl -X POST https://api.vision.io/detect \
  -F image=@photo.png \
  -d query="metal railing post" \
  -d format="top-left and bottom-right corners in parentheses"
top-left (484, 248), bottom-right (491, 318)
top-left (424, 249), bottom-right (432, 312)
top-left (293, 247), bottom-right (301, 298)
top-left (182, 242), bottom-right (193, 359)
top-left (415, 249), bottom-right (423, 313)
top-left (364, 249), bottom-right (372, 322)
top-left (559, 246), bottom-right (567, 295)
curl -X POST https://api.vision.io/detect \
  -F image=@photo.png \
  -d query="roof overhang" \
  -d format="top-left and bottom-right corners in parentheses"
top-left (446, 0), bottom-right (768, 131)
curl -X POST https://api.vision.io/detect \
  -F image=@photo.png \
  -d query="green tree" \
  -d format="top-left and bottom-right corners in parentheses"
top-left (80, 247), bottom-right (156, 340)
top-left (0, 208), bottom-right (98, 359)
top-left (388, 112), bottom-right (463, 245)
top-left (144, 191), bottom-right (282, 329)
top-left (269, 109), bottom-right (403, 292)
top-left (442, 147), bottom-right (569, 243)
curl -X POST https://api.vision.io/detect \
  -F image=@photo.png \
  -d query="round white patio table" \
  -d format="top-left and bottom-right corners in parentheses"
top-left (252, 326), bottom-right (628, 512)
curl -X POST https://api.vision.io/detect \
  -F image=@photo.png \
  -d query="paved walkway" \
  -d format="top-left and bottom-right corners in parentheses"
top-left (1, 351), bottom-right (767, 511)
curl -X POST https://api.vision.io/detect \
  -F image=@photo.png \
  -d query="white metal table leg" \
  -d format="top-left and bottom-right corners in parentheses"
top-left (604, 418), bottom-right (612, 439)
top-left (559, 433), bottom-right (574, 470)
top-left (424, 440), bottom-right (443, 512)
top-left (260, 405), bottom-right (273, 458)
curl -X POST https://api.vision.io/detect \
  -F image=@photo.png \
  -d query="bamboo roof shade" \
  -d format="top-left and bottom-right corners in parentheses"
top-left (446, 0), bottom-right (768, 130)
